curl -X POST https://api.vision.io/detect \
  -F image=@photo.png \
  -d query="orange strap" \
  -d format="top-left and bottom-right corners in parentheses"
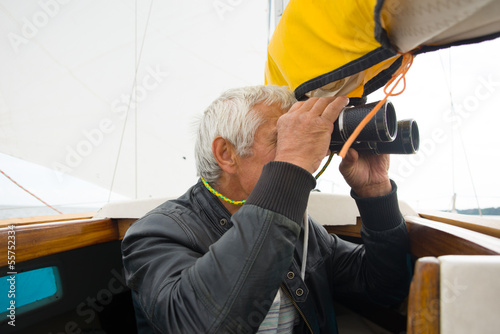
top-left (338, 53), bottom-right (415, 158)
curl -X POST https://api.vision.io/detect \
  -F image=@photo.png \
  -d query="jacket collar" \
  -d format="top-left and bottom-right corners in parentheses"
top-left (191, 179), bottom-right (234, 234)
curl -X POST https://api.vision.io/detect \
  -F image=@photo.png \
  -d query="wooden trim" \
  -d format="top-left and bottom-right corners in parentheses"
top-left (406, 216), bottom-right (500, 257)
top-left (323, 217), bottom-right (362, 237)
top-left (0, 212), bottom-right (96, 228)
top-left (116, 218), bottom-right (137, 240)
top-left (3, 212), bottom-right (500, 268)
top-left (418, 211), bottom-right (500, 239)
top-left (0, 218), bottom-right (116, 267)
top-left (325, 215), bottom-right (500, 257)
top-left (0, 218), bottom-right (135, 267)
top-left (407, 257), bottom-right (440, 334)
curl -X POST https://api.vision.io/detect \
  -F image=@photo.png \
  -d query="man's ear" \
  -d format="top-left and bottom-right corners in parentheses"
top-left (212, 136), bottom-right (238, 174)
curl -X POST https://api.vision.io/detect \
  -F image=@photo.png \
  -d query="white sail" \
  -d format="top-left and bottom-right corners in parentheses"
top-left (1, 0), bottom-right (499, 216)
top-left (0, 0), bottom-right (269, 201)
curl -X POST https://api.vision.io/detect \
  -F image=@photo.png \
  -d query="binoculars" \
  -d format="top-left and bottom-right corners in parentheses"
top-left (329, 100), bottom-right (419, 155)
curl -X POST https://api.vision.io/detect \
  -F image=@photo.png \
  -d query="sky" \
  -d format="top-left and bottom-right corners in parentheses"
top-left (1, 1), bottom-right (499, 218)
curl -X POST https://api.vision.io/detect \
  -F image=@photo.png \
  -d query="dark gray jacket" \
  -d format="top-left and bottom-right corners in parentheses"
top-left (122, 161), bottom-right (410, 333)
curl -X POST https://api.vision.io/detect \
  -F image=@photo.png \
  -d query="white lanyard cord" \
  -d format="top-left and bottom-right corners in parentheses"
top-left (300, 207), bottom-right (309, 280)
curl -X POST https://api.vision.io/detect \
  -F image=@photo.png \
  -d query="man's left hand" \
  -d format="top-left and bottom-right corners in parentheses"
top-left (339, 148), bottom-right (392, 198)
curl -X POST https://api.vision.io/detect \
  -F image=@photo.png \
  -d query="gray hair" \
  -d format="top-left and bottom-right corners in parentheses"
top-left (195, 85), bottom-right (296, 183)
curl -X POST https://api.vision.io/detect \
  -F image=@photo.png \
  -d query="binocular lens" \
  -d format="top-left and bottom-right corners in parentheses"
top-left (331, 100), bottom-right (397, 144)
top-left (376, 119), bottom-right (419, 154)
top-left (328, 99), bottom-right (419, 155)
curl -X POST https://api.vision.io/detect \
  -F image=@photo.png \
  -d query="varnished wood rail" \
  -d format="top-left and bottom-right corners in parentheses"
top-left (2, 211), bottom-right (500, 268)
top-left (324, 215), bottom-right (500, 257)
top-left (405, 216), bottom-right (500, 257)
top-left (0, 212), bottom-right (96, 228)
top-left (0, 217), bottom-right (136, 267)
top-left (406, 257), bottom-right (440, 334)
top-left (418, 210), bottom-right (500, 239)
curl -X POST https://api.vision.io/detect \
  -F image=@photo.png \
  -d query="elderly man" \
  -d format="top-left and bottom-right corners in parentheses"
top-left (122, 85), bottom-right (410, 333)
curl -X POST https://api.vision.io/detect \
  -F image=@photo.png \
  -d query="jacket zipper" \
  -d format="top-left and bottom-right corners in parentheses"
top-left (280, 284), bottom-right (313, 334)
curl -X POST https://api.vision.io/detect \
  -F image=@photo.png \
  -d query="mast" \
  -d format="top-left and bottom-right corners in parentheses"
top-left (442, 49), bottom-right (483, 217)
top-left (451, 193), bottom-right (457, 214)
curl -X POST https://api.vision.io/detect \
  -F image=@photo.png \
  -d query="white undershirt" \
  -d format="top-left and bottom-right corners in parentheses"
top-left (256, 288), bottom-right (298, 333)
top-left (257, 211), bottom-right (308, 333)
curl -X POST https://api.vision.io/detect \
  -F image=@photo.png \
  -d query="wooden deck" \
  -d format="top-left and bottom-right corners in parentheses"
top-left (0, 214), bottom-right (134, 267)
top-left (1, 211), bottom-right (499, 267)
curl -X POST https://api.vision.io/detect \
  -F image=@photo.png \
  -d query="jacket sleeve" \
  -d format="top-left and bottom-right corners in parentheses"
top-left (121, 162), bottom-right (316, 334)
top-left (328, 180), bottom-right (411, 307)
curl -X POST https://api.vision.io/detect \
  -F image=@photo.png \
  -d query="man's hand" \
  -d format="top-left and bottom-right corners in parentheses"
top-left (339, 148), bottom-right (392, 197)
top-left (274, 96), bottom-right (350, 174)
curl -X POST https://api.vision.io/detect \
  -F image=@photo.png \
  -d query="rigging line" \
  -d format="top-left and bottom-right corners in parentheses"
top-left (439, 50), bottom-right (482, 215)
top-left (267, 0), bottom-right (272, 45)
top-left (0, 169), bottom-right (63, 214)
top-left (449, 52), bottom-right (457, 208)
top-left (457, 128), bottom-right (483, 216)
top-left (135, 0), bottom-right (138, 200)
top-left (439, 50), bottom-right (457, 209)
top-left (108, 0), bottom-right (154, 203)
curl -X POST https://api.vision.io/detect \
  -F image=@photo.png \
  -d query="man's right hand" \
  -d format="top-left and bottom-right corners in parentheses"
top-left (274, 96), bottom-right (349, 174)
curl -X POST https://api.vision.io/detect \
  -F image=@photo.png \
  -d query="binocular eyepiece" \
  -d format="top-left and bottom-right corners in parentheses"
top-left (329, 100), bottom-right (419, 155)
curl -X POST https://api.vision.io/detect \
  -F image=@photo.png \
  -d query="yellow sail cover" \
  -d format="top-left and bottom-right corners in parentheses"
top-left (266, 0), bottom-right (500, 100)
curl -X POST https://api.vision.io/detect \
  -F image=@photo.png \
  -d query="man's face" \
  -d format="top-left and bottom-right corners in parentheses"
top-left (235, 102), bottom-right (286, 197)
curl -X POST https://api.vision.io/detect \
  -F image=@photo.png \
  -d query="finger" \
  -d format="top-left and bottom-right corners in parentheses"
top-left (340, 148), bottom-right (356, 165)
top-left (287, 97), bottom-right (318, 114)
top-left (339, 148), bottom-right (358, 175)
top-left (288, 97), bottom-right (334, 114)
top-left (321, 96), bottom-right (349, 123)
top-left (308, 97), bottom-right (336, 116)
top-left (345, 148), bottom-right (358, 162)
top-left (287, 100), bottom-right (305, 113)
